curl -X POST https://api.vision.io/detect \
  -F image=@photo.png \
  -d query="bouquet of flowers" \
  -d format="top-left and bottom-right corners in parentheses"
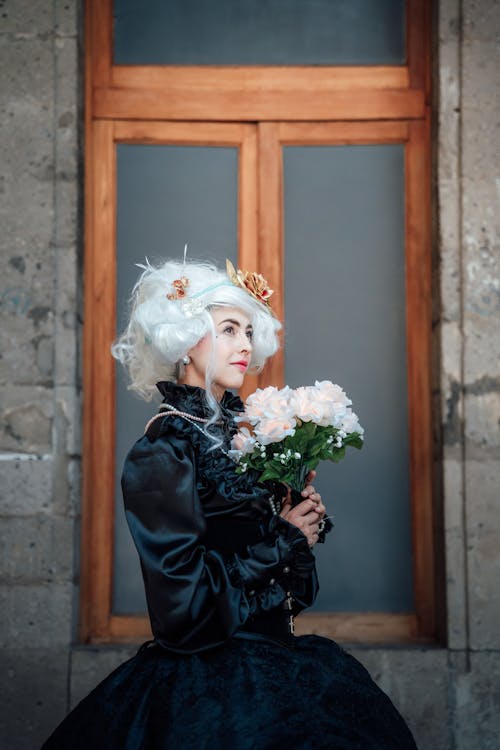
top-left (229, 380), bottom-right (364, 495)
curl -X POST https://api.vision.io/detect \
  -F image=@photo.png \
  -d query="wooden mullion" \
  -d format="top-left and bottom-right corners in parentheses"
top-left (87, 0), bottom-right (112, 88)
top-left (239, 125), bottom-right (258, 272)
top-left (112, 120), bottom-right (251, 146)
top-left (407, 0), bottom-right (430, 93)
top-left (405, 118), bottom-right (435, 639)
top-left (296, 613), bottom-right (423, 643)
top-left (93, 87), bottom-right (425, 123)
top-left (108, 615), bottom-right (152, 641)
top-left (278, 121), bottom-right (410, 145)
top-left (257, 123), bottom-right (284, 390)
top-left (236, 125), bottom-right (260, 401)
top-left (110, 65), bottom-right (410, 91)
top-left (80, 119), bottom-right (116, 641)
top-left (98, 613), bottom-right (423, 645)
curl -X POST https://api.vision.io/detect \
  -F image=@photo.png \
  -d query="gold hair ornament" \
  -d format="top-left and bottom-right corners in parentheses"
top-left (225, 259), bottom-right (274, 308)
top-left (166, 276), bottom-right (189, 300)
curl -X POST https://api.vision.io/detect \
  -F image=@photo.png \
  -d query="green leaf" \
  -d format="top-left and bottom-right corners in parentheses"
top-left (258, 467), bottom-right (282, 483)
top-left (329, 446), bottom-right (346, 463)
top-left (344, 433), bottom-right (364, 450)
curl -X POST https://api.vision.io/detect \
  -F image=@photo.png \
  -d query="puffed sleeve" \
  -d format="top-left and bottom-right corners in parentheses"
top-left (122, 431), bottom-right (314, 654)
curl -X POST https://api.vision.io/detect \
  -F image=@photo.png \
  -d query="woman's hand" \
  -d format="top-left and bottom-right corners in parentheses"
top-left (280, 470), bottom-right (326, 547)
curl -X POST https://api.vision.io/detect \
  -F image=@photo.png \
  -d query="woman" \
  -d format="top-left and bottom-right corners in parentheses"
top-left (42, 258), bottom-right (417, 749)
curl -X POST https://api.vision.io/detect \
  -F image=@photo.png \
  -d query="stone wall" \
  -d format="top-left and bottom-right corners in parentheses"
top-left (0, 1), bottom-right (498, 749)
top-left (437, 1), bottom-right (500, 746)
top-left (0, 1), bottom-right (81, 746)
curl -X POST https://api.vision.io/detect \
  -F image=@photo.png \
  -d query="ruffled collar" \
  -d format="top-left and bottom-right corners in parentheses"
top-left (156, 381), bottom-right (244, 422)
top-left (153, 381), bottom-right (271, 517)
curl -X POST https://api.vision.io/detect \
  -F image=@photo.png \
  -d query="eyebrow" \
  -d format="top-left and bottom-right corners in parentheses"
top-left (219, 318), bottom-right (253, 330)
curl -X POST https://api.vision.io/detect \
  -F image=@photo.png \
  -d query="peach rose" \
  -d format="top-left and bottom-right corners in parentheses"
top-left (244, 385), bottom-right (295, 424)
top-left (291, 386), bottom-right (328, 425)
top-left (253, 417), bottom-right (296, 446)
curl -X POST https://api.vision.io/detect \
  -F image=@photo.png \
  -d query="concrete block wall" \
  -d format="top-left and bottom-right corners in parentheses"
top-left (437, 1), bottom-right (500, 747)
top-left (0, 2), bottom-right (81, 748)
top-left (0, 1), bottom-right (499, 749)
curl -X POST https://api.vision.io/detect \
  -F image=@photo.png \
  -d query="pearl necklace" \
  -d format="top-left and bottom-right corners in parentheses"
top-left (144, 402), bottom-right (232, 459)
top-left (145, 402), bottom-right (221, 431)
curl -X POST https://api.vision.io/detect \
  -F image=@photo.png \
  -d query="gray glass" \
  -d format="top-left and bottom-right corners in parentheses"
top-left (113, 144), bottom-right (238, 614)
top-left (114, 0), bottom-right (405, 66)
top-left (283, 144), bottom-right (414, 612)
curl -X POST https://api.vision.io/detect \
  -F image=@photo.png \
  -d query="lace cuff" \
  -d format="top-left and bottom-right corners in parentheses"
top-left (317, 516), bottom-right (333, 543)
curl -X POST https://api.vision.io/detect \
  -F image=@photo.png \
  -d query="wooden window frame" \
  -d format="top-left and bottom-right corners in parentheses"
top-left (81, 0), bottom-right (434, 645)
top-left (257, 119), bottom-right (433, 644)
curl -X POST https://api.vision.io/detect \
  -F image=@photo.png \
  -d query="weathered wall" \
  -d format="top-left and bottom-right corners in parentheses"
top-left (0, 1), bottom-right (81, 746)
top-left (438, 0), bottom-right (500, 747)
top-left (440, 0), bottom-right (500, 653)
top-left (0, 1), bottom-right (499, 749)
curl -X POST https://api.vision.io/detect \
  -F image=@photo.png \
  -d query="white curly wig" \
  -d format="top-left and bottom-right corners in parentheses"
top-left (112, 258), bottom-right (281, 408)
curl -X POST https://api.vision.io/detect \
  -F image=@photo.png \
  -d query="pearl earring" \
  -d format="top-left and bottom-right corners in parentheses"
top-left (182, 355), bottom-right (191, 366)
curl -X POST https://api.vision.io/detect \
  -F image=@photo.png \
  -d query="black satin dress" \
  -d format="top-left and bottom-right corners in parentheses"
top-left (42, 382), bottom-right (418, 750)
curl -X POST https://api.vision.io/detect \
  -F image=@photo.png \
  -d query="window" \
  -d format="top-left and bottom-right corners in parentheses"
top-left (81, 0), bottom-right (435, 644)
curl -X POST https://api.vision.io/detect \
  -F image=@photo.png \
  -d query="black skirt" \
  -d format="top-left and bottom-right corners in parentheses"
top-left (42, 628), bottom-right (418, 750)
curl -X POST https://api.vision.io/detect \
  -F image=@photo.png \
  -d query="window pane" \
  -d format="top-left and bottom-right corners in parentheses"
top-left (283, 144), bottom-right (414, 612)
top-left (114, 0), bottom-right (405, 66)
top-left (113, 144), bottom-right (238, 614)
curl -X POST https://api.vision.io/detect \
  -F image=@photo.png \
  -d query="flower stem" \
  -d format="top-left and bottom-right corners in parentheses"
top-left (290, 463), bottom-right (309, 493)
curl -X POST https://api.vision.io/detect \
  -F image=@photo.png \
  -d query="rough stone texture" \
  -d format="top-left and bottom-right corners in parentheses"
top-left (437, 0), bottom-right (500, 747)
top-left (349, 648), bottom-right (451, 750)
top-left (443, 458), bottom-right (468, 648)
top-left (460, 0), bottom-right (500, 659)
top-left (438, 0), bottom-right (468, 659)
top-left (0, 455), bottom-right (53, 515)
top-left (452, 651), bottom-right (500, 750)
top-left (0, 583), bottom-right (74, 649)
top-left (439, 0), bottom-right (500, 657)
top-left (55, 1), bottom-right (79, 39)
top-left (0, 1), bottom-right (81, 748)
top-left (0, 648), bottom-right (70, 750)
top-left (0, 514), bottom-right (74, 583)
top-left (0, 33), bottom-right (56, 387)
top-left (466, 460), bottom-right (500, 649)
top-left (0, 0), bottom-right (499, 749)
top-left (0, 386), bottom-right (54, 454)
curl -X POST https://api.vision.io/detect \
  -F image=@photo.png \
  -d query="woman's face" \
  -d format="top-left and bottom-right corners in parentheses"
top-left (183, 307), bottom-right (253, 398)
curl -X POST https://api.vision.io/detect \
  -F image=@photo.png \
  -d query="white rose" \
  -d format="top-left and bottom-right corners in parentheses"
top-left (340, 408), bottom-right (364, 436)
top-left (244, 385), bottom-right (295, 424)
top-left (230, 426), bottom-right (257, 455)
top-left (291, 386), bottom-right (328, 425)
top-left (314, 380), bottom-right (352, 407)
top-left (313, 380), bottom-right (353, 426)
top-left (328, 401), bottom-right (349, 428)
top-left (253, 417), bottom-right (296, 446)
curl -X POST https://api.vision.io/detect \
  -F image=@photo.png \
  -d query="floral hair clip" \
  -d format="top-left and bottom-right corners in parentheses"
top-left (226, 259), bottom-right (274, 308)
top-left (166, 276), bottom-right (189, 300)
